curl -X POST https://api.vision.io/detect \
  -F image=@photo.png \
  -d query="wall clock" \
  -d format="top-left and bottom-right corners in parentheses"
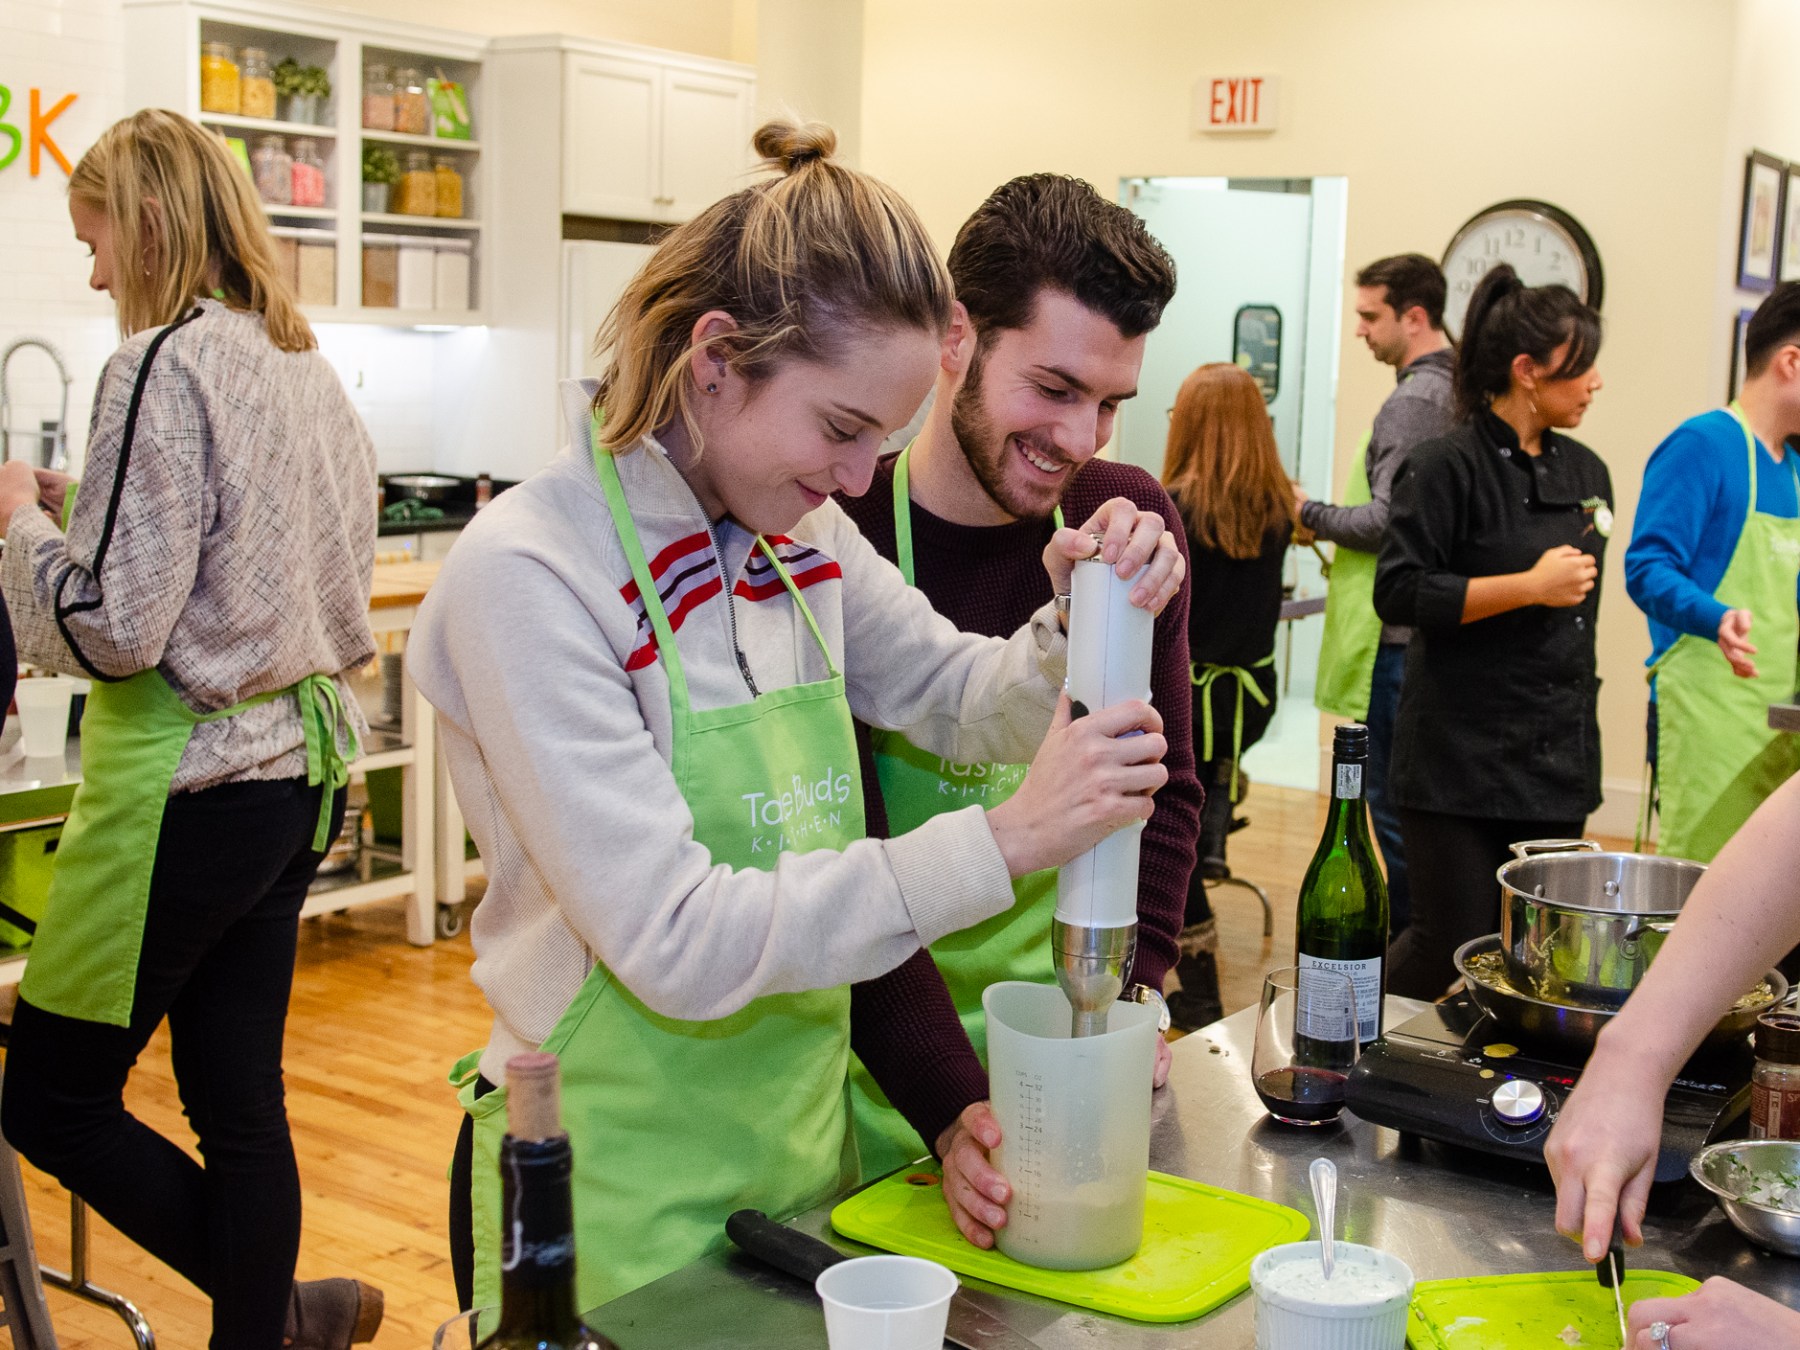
top-left (1440, 199), bottom-right (1604, 340)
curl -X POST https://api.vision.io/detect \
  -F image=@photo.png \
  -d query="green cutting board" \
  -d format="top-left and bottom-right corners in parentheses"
top-left (829, 1166), bottom-right (1308, 1323)
top-left (1407, 1270), bottom-right (1701, 1348)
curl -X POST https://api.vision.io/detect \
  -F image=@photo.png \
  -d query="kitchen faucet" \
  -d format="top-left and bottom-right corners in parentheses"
top-left (0, 337), bottom-right (73, 471)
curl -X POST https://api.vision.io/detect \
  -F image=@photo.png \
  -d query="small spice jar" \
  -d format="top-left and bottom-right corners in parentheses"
top-left (361, 63), bottom-right (395, 131)
top-left (290, 138), bottom-right (327, 208)
top-left (1751, 1011), bottom-right (1800, 1139)
top-left (395, 149), bottom-right (436, 216)
top-left (392, 68), bottom-right (431, 136)
top-left (251, 135), bottom-right (293, 206)
top-left (238, 47), bottom-right (276, 119)
top-left (432, 155), bottom-right (463, 218)
top-left (200, 41), bottom-right (241, 114)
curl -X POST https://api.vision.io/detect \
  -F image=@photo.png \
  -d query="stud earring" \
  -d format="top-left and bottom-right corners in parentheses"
top-left (706, 383), bottom-right (718, 394)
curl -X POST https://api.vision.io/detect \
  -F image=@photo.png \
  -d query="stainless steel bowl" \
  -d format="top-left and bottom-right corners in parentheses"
top-left (1691, 1139), bottom-right (1800, 1256)
top-left (1455, 934), bottom-right (1784, 1057)
top-left (1497, 839), bottom-right (1708, 1008)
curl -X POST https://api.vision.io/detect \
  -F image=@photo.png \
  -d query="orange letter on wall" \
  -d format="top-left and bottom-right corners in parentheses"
top-left (30, 89), bottom-right (76, 177)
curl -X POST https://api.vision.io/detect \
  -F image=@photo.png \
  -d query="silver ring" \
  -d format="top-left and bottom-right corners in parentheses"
top-left (1650, 1320), bottom-right (1673, 1350)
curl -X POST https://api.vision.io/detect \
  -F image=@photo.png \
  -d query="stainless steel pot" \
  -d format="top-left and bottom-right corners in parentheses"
top-left (1497, 839), bottom-right (1707, 1008)
top-left (1457, 934), bottom-right (1783, 1057)
top-left (384, 472), bottom-right (461, 504)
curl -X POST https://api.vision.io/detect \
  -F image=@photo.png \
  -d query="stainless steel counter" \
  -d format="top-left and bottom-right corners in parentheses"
top-left (594, 996), bottom-right (1800, 1348)
top-left (0, 719), bottom-right (81, 825)
top-left (1771, 703), bottom-right (1800, 734)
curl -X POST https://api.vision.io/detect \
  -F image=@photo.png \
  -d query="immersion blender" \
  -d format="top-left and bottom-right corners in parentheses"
top-left (1053, 555), bottom-right (1156, 1038)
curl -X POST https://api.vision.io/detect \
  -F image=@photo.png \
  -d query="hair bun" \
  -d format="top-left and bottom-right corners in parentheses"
top-left (753, 119), bottom-right (838, 174)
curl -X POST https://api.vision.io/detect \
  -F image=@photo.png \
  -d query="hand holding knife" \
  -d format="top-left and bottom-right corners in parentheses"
top-left (1595, 1213), bottom-right (1627, 1347)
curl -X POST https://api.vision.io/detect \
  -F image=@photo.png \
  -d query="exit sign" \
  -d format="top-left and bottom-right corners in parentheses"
top-left (1195, 74), bottom-right (1278, 134)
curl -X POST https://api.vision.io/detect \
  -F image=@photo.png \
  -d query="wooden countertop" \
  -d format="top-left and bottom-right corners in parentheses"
top-left (369, 560), bottom-right (441, 610)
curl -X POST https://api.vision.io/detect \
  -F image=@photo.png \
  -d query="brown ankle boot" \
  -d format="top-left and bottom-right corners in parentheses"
top-left (284, 1278), bottom-right (385, 1350)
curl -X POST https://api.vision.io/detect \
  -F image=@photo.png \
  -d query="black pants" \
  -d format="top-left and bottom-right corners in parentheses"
top-left (1187, 663), bottom-right (1279, 922)
top-left (448, 1074), bottom-right (497, 1312)
top-left (3, 778), bottom-right (342, 1350)
top-left (1386, 807), bottom-right (1583, 1000)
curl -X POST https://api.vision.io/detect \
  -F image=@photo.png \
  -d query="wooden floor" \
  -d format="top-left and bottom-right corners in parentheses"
top-left (0, 783), bottom-right (1613, 1347)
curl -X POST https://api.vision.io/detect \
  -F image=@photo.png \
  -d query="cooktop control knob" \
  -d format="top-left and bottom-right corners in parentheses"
top-left (1490, 1079), bottom-right (1546, 1126)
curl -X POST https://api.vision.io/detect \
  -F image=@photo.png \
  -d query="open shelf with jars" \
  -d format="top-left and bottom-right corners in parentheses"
top-left (125, 0), bottom-right (487, 327)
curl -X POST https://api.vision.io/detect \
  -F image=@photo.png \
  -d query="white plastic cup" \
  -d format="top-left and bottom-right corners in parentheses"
top-left (815, 1255), bottom-right (956, 1350)
top-left (1251, 1241), bottom-right (1414, 1350)
top-left (14, 677), bottom-right (75, 759)
top-left (985, 980), bottom-right (1158, 1270)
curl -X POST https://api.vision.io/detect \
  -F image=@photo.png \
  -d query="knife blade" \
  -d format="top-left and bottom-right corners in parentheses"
top-left (1595, 1213), bottom-right (1626, 1346)
top-left (726, 1209), bottom-right (1043, 1350)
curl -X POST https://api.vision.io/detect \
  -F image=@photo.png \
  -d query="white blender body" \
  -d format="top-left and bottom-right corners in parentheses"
top-left (1053, 556), bottom-right (1155, 1037)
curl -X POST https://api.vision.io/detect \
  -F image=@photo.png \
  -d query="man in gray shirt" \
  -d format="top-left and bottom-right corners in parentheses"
top-left (1298, 254), bottom-right (1455, 936)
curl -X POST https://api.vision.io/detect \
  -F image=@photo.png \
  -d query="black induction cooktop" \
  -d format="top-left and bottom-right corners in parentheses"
top-left (1345, 995), bottom-right (1751, 1181)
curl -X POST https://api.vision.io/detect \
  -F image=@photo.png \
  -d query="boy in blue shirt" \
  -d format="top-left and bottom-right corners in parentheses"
top-left (1626, 283), bottom-right (1800, 860)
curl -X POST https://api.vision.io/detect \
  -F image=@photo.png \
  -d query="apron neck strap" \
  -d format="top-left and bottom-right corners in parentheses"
top-left (890, 441), bottom-right (1064, 591)
top-left (1728, 400), bottom-right (1761, 521)
top-left (593, 414), bottom-right (841, 695)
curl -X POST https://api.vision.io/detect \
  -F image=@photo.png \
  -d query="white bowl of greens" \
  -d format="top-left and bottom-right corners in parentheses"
top-left (1691, 1139), bottom-right (1800, 1256)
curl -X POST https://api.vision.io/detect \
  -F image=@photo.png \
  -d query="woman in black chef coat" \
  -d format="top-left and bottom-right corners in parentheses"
top-left (1374, 265), bottom-right (1609, 999)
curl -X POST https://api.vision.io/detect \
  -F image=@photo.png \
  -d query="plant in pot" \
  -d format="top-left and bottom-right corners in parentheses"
top-left (362, 145), bottom-right (400, 214)
top-left (275, 58), bottom-right (332, 124)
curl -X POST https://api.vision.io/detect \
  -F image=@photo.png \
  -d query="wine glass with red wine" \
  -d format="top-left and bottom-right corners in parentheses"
top-left (1251, 966), bottom-right (1359, 1126)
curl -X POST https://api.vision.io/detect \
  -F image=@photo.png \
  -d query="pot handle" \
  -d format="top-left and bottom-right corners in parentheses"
top-left (1508, 838), bottom-right (1604, 860)
top-left (1620, 919), bottom-right (1677, 955)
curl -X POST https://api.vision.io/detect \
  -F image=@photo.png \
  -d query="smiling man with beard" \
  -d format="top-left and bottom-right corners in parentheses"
top-left (838, 174), bottom-right (1204, 1246)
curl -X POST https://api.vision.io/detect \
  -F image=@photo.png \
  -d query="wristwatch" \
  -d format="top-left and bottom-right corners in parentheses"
top-left (1124, 983), bottom-right (1171, 1034)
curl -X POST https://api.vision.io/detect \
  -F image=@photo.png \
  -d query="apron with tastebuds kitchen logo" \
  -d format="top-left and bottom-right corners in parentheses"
top-left (1649, 403), bottom-right (1800, 863)
top-left (21, 314), bottom-right (353, 1027)
top-left (454, 429), bottom-right (866, 1312)
top-left (846, 443), bottom-right (1061, 1181)
top-left (1314, 431), bottom-right (1380, 721)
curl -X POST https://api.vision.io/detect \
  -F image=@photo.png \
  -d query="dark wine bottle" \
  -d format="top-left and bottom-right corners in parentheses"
top-left (1295, 723), bottom-right (1390, 1049)
top-left (476, 1053), bottom-right (621, 1350)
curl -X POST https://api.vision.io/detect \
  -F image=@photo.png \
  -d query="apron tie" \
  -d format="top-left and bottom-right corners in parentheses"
top-left (298, 674), bottom-right (359, 851)
top-left (1190, 655), bottom-right (1274, 800)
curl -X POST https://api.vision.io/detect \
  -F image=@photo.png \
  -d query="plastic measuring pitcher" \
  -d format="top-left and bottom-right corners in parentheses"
top-left (983, 980), bottom-right (1157, 1270)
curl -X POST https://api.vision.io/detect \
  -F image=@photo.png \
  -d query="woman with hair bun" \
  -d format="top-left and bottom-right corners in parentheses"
top-left (0, 110), bottom-right (379, 1348)
top-left (417, 119), bottom-right (1184, 1310)
top-left (1373, 264), bottom-right (1610, 998)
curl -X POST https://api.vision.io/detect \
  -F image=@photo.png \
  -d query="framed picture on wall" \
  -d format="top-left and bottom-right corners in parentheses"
top-left (1730, 307), bottom-right (1757, 400)
top-left (1738, 150), bottom-right (1785, 291)
top-left (1782, 164), bottom-right (1800, 285)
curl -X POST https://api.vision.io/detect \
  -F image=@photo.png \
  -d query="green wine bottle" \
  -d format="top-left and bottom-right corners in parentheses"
top-left (476, 1053), bottom-right (621, 1350)
top-left (1295, 723), bottom-right (1390, 1048)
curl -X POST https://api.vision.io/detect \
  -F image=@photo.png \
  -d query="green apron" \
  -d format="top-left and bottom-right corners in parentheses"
top-left (18, 325), bottom-right (355, 1029)
top-left (1191, 652), bottom-right (1276, 799)
top-left (1648, 403), bottom-right (1800, 862)
top-left (454, 431), bottom-right (867, 1312)
top-left (1314, 430), bottom-right (1380, 721)
top-left (846, 445), bottom-right (1061, 1181)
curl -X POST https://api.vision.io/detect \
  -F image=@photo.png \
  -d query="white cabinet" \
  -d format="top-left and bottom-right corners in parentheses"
top-left (563, 54), bottom-right (662, 219)
top-left (556, 47), bottom-right (754, 223)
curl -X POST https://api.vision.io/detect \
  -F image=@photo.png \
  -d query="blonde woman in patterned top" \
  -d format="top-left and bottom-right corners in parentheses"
top-left (0, 110), bottom-right (381, 1350)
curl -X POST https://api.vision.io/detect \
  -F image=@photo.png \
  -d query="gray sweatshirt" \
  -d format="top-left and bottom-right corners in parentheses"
top-left (1301, 347), bottom-right (1455, 645)
top-left (409, 381), bottom-right (1066, 1081)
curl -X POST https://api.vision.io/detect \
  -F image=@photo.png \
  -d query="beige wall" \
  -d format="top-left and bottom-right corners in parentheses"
top-left (745, 0), bottom-right (866, 165)
top-left (858, 0), bottom-right (1754, 832)
top-left (332, 0), bottom-right (739, 56)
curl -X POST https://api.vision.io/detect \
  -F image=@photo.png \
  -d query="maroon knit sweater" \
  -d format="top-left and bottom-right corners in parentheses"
top-left (840, 454), bottom-right (1202, 1154)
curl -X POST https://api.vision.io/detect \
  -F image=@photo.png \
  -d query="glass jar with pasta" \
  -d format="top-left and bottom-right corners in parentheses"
top-left (432, 156), bottom-right (464, 219)
top-left (394, 149), bottom-right (437, 216)
top-left (200, 42), bottom-right (240, 114)
top-left (238, 47), bottom-right (276, 119)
